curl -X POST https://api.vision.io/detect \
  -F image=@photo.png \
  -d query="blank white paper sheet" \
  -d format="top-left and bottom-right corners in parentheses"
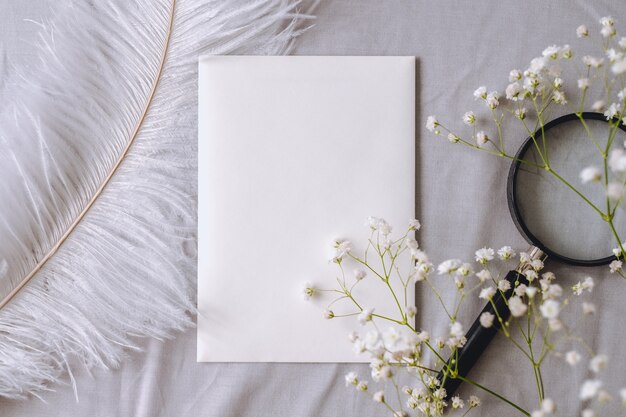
top-left (198, 56), bottom-right (415, 362)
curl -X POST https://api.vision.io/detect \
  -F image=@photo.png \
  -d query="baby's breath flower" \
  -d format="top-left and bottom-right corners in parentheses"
top-left (480, 312), bottom-right (495, 328)
top-left (345, 372), bottom-right (358, 386)
top-left (406, 397), bottom-right (418, 409)
top-left (373, 390), bottom-right (385, 403)
top-left (543, 283), bottom-right (563, 299)
top-left (604, 103), bottom-right (620, 120)
top-left (528, 57), bottom-right (547, 73)
top-left (476, 269), bottom-right (491, 283)
top-left (324, 309), bottom-right (335, 319)
top-left (515, 283), bottom-right (528, 297)
top-left (580, 166), bottom-right (602, 183)
top-left (591, 100), bottom-right (606, 112)
top-left (553, 77), bottom-right (563, 89)
top-left (607, 48), bottom-right (623, 63)
top-left (552, 90), bottom-right (567, 104)
top-left (580, 379), bottom-right (603, 400)
top-left (354, 269), bottom-right (367, 281)
top-left (437, 259), bottom-right (461, 275)
top-left (468, 395), bottom-right (481, 408)
top-left (609, 260), bottom-right (623, 273)
top-left (463, 111), bottom-right (476, 125)
top-left (578, 77), bottom-right (590, 90)
top-left (435, 337), bottom-right (445, 349)
top-left (476, 131), bottom-right (489, 146)
top-left (543, 45), bottom-right (561, 60)
top-left (525, 270), bottom-right (538, 282)
top-left (498, 279), bottom-right (511, 292)
top-left (506, 82), bottom-right (522, 101)
top-left (565, 350), bottom-right (581, 366)
top-left (479, 286), bottom-right (496, 300)
top-left (474, 86), bottom-right (487, 100)
top-left (561, 45), bottom-right (573, 59)
top-left (406, 305), bottom-right (417, 318)
top-left (590, 354), bottom-right (608, 373)
top-left (348, 331), bottom-right (359, 343)
top-left (379, 365), bottom-right (394, 380)
top-left (332, 239), bottom-right (352, 263)
top-left (612, 57), bottom-right (626, 75)
top-left (486, 91), bottom-right (500, 109)
top-left (377, 219), bottom-right (392, 236)
top-left (577, 25), bottom-right (589, 38)
top-left (302, 282), bottom-right (316, 300)
top-left (509, 296), bottom-right (528, 317)
top-left (497, 246), bottom-right (515, 260)
top-left (600, 16), bottom-right (615, 27)
top-left (451, 396), bottom-right (465, 409)
top-left (600, 18), bottom-right (616, 38)
top-left (620, 37), bottom-right (626, 49)
top-left (457, 262), bottom-right (473, 277)
top-left (618, 88), bottom-right (626, 102)
top-left (413, 249), bottom-right (429, 264)
top-left (447, 133), bottom-right (460, 143)
top-left (357, 381), bottom-right (368, 391)
top-left (405, 237), bottom-right (419, 251)
top-left (408, 218), bottom-right (421, 230)
top-left (434, 387), bottom-right (447, 400)
top-left (426, 115), bottom-right (439, 132)
top-left (583, 301), bottom-right (596, 315)
top-left (414, 262), bottom-right (433, 282)
top-left (525, 286), bottom-right (538, 299)
top-left (531, 259), bottom-right (544, 271)
top-left (357, 308), bottom-right (374, 325)
top-left (450, 321), bottom-right (464, 337)
top-left (509, 69), bottom-right (522, 82)
top-left (583, 55), bottom-right (604, 68)
top-left (620, 388), bottom-right (626, 405)
top-left (540, 299), bottom-right (560, 319)
top-left (515, 107), bottom-right (527, 120)
top-left (541, 398), bottom-right (556, 414)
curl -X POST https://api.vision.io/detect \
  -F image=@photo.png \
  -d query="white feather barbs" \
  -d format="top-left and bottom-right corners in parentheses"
top-left (0, 0), bottom-right (313, 400)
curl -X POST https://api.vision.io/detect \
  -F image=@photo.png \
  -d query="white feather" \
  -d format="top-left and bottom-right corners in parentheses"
top-left (0, 0), bottom-right (314, 399)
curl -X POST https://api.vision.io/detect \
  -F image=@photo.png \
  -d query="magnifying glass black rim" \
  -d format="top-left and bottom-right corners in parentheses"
top-left (507, 111), bottom-right (624, 267)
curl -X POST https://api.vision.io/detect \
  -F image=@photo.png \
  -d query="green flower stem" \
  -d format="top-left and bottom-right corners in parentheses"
top-left (575, 113), bottom-right (603, 155)
top-left (350, 254), bottom-right (386, 281)
top-left (608, 220), bottom-right (626, 275)
top-left (425, 278), bottom-right (454, 321)
top-left (546, 167), bottom-right (606, 218)
top-left (436, 123), bottom-right (545, 169)
top-left (456, 375), bottom-right (530, 416)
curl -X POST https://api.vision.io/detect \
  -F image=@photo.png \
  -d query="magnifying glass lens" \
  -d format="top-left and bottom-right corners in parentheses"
top-left (513, 118), bottom-right (626, 262)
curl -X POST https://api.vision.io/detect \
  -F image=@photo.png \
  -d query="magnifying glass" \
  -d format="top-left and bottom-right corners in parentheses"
top-left (440, 112), bottom-right (626, 397)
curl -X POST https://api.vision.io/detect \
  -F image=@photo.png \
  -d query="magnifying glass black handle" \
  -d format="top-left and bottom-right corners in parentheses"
top-left (437, 268), bottom-right (523, 397)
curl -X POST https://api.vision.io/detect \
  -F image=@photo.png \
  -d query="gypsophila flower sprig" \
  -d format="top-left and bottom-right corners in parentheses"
top-left (304, 218), bottom-right (621, 417)
top-left (427, 17), bottom-right (626, 275)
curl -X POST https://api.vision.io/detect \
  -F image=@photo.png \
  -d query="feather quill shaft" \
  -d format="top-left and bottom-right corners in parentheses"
top-left (0, 0), bottom-right (176, 311)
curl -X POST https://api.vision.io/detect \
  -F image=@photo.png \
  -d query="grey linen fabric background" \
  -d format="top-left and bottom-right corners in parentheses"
top-left (2, 1), bottom-right (626, 416)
